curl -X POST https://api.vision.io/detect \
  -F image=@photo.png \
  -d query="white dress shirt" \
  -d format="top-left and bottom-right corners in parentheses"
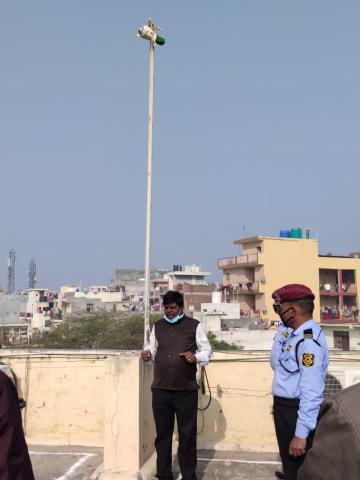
top-left (145, 321), bottom-right (212, 367)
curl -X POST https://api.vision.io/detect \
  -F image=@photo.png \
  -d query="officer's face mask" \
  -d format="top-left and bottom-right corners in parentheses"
top-left (273, 304), bottom-right (295, 328)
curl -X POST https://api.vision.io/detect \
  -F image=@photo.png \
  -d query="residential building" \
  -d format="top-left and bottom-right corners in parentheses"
top-left (166, 264), bottom-right (211, 290)
top-left (0, 293), bottom-right (29, 343)
top-left (150, 275), bottom-right (169, 301)
top-left (114, 268), bottom-right (168, 301)
top-left (60, 284), bottom-right (126, 317)
top-left (26, 289), bottom-right (58, 330)
top-left (218, 234), bottom-right (360, 325)
top-left (320, 323), bottom-right (360, 351)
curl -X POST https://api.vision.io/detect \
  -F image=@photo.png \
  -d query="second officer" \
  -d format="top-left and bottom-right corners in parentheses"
top-left (270, 284), bottom-right (329, 480)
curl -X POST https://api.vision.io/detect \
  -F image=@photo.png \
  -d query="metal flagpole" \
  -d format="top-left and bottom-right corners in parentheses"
top-left (137, 19), bottom-right (165, 346)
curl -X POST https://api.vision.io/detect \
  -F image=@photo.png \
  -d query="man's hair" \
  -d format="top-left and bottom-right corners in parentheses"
top-left (162, 290), bottom-right (184, 307)
top-left (293, 298), bottom-right (314, 315)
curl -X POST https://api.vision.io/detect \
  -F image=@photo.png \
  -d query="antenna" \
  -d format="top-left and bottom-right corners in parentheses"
top-left (7, 249), bottom-right (16, 294)
top-left (28, 258), bottom-right (36, 289)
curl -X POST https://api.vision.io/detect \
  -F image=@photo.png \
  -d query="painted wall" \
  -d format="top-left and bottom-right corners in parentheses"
top-left (260, 238), bottom-right (319, 321)
top-left (0, 351), bottom-right (107, 446)
top-left (197, 352), bottom-right (277, 452)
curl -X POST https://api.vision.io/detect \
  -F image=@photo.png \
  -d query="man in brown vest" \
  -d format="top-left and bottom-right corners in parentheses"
top-left (141, 290), bottom-right (212, 480)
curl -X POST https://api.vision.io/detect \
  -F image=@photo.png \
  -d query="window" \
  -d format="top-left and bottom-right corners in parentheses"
top-left (86, 303), bottom-right (94, 313)
top-left (333, 331), bottom-right (350, 351)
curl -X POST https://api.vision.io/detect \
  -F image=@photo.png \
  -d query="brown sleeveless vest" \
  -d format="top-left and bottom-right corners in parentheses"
top-left (152, 316), bottom-right (199, 391)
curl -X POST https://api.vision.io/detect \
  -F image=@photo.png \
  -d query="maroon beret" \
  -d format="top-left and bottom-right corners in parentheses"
top-left (272, 284), bottom-right (315, 303)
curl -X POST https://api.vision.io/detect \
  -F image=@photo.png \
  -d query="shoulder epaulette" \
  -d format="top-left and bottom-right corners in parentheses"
top-left (303, 328), bottom-right (313, 339)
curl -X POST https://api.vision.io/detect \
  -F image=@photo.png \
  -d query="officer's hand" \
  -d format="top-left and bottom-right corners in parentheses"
top-left (141, 350), bottom-right (151, 362)
top-left (289, 435), bottom-right (306, 457)
top-left (179, 351), bottom-right (197, 363)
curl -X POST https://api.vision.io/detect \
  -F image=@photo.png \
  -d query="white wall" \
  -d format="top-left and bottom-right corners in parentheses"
top-left (194, 312), bottom-right (222, 332)
top-left (213, 329), bottom-right (275, 350)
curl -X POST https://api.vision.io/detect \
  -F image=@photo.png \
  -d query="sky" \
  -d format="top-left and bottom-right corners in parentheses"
top-left (0, 1), bottom-right (359, 290)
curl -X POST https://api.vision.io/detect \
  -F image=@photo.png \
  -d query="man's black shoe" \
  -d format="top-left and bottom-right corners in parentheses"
top-left (275, 471), bottom-right (285, 479)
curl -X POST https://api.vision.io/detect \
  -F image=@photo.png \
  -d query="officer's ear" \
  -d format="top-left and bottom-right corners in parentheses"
top-left (291, 303), bottom-right (301, 315)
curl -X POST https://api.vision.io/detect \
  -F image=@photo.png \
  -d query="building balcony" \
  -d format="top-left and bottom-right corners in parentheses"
top-left (224, 281), bottom-right (260, 295)
top-left (319, 283), bottom-right (357, 296)
top-left (321, 311), bottom-right (359, 323)
top-left (218, 253), bottom-right (260, 269)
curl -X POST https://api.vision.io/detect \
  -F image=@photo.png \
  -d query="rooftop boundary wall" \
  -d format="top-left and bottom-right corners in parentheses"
top-left (0, 349), bottom-right (110, 446)
top-left (1, 349), bottom-right (360, 479)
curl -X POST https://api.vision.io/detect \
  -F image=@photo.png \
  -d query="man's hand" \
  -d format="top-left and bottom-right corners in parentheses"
top-left (141, 350), bottom-right (151, 362)
top-left (179, 351), bottom-right (197, 363)
top-left (289, 435), bottom-right (306, 457)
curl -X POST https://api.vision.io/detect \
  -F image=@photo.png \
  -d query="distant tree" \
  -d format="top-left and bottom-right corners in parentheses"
top-left (207, 331), bottom-right (240, 350)
top-left (30, 311), bottom-right (162, 350)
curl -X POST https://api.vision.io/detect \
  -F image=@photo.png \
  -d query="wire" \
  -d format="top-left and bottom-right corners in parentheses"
top-left (197, 368), bottom-right (211, 411)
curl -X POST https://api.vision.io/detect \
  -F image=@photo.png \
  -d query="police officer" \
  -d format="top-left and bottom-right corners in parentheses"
top-left (270, 284), bottom-right (329, 480)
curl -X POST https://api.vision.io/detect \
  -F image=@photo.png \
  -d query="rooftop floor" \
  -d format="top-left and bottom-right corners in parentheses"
top-left (29, 445), bottom-right (102, 480)
top-left (174, 450), bottom-right (282, 480)
top-left (29, 447), bottom-right (282, 479)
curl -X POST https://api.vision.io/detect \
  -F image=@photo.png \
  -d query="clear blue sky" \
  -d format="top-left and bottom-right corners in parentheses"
top-left (1, 1), bottom-right (359, 290)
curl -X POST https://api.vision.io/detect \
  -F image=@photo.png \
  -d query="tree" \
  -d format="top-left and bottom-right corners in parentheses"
top-left (207, 331), bottom-right (240, 351)
top-left (30, 311), bottom-right (162, 350)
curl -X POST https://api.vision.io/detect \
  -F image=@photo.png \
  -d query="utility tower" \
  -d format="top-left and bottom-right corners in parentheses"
top-left (7, 249), bottom-right (16, 294)
top-left (28, 258), bottom-right (36, 289)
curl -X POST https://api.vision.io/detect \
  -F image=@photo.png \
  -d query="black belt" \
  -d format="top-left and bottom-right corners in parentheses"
top-left (273, 395), bottom-right (300, 408)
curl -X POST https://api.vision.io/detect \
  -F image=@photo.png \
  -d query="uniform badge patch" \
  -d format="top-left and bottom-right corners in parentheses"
top-left (281, 332), bottom-right (289, 338)
top-left (286, 344), bottom-right (292, 351)
top-left (302, 353), bottom-right (315, 367)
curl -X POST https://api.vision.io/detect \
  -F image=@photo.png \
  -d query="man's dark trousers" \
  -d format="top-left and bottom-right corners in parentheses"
top-left (152, 388), bottom-right (198, 480)
top-left (273, 396), bottom-right (313, 480)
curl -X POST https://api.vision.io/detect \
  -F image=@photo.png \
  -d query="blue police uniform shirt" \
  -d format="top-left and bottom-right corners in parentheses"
top-left (271, 319), bottom-right (329, 438)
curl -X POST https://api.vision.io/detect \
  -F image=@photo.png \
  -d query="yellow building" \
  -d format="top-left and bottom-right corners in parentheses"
top-left (218, 236), bottom-right (360, 333)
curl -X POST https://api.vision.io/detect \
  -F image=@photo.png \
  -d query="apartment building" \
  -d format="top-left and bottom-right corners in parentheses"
top-left (218, 235), bottom-right (360, 327)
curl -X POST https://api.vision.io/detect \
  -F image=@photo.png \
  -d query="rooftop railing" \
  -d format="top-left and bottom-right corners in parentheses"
top-left (218, 253), bottom-right (259, 268)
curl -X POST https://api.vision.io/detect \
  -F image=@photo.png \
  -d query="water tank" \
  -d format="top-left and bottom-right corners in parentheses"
top-left (279, 230), bottom-right (291, 238)
top-left (212, 291), bottom-right (222, 304)
top-left (290, 228), bottom-right (302, 238)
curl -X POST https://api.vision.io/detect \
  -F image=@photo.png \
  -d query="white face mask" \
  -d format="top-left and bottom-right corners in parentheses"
top-left (164, 312), bottom-right (184, 324)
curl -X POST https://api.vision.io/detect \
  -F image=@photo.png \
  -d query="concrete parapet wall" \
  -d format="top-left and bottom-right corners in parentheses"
top-left (101, 356), bottom-right (155, 479)
top-left (197, 352), bottom-right (277, 452)
top-left (0, 350), bottom-right (108, 446)
top-left (2, 349), bottom-right (359, 479)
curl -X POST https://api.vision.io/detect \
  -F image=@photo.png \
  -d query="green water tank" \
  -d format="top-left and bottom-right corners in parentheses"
top-left (290, 227), bottom-right (302, 238)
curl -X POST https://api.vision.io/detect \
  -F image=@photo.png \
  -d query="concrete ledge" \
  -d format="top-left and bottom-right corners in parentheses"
top-left (99, 357), bottom-right (155, 480)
